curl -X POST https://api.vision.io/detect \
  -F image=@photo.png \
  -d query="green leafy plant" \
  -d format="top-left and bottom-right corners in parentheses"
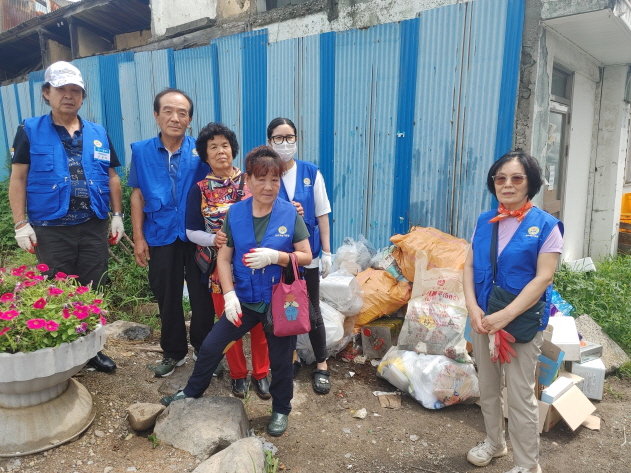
top-left (264, 449), bottom-right (279, 473)
top-left (0, 263), bottom-right (108, 353)
top-left (147, 433), bottom-right (159, 449)
top-left (618, 361), bottom-right (631, 380)
top-left (554, 255), bottom-right (631, 355)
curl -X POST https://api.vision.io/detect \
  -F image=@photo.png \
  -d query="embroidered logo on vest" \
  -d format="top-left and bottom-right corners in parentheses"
top-left (303, 178), bottom-right (311, 186)
top-left (93, 140), bottom-right (102, 147)
top-left (527, 226), bottom-right (540, 237)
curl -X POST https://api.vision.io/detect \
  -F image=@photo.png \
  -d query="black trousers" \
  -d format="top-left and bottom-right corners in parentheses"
top-left (184, 306), bottom-right (296, 415)
top-left (148, 238), bottom-right (215, 359)
top-left (34, 217), bottom-right (109, 288)
top-left (303, 267), bottom-right (328, 363)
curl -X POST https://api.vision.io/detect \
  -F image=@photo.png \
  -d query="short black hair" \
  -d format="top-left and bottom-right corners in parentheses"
top-left (153, 88), bottom-right (194, 118)
top-left (245, 145), bottom-right (285, 178)
top-left (486, 150), bottom-right (543, 200)
top-left (266, 117), bottom-right (297, 140)
top-left (41, 82), bottom-right (86, 106)
top-left (195, 122), bottom-right (239, 164)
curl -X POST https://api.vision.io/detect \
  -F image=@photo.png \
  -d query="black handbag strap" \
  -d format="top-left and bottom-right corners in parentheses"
top-left (490, 220), bottom-right (499, 284)
top-left (234, 174), bottom-right (246, 203)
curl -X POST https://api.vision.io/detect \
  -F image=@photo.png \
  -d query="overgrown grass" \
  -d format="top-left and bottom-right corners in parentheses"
top-left (554, 255), bottom-right (631, 355)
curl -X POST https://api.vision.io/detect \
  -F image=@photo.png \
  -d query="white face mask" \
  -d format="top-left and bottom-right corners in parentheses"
top-left (272, 142), bottom-right (297, 162)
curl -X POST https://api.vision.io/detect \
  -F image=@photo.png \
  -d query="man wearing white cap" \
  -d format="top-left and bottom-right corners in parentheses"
top-left (8, 61), bottom-right (124, 373)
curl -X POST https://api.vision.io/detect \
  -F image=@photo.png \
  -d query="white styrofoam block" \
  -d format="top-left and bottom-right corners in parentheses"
top-left (541, 376), bottom-right (574, 404)
top-left (547, 316), bottom-right (581, 361)
top-left (567, 358), bottom-right (606, 401)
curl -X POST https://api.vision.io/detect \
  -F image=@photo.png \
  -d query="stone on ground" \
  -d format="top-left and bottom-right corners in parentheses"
top-left (105, 320), bottom-right (153, 340)
top-left (154, 396), bottom-right (248, 460)
top-left (127, 403), bottom-right (165, 431)
top-left (575, 314), bottom-right (630, 373)
top-left (192, 437), bottom-right (265, 473)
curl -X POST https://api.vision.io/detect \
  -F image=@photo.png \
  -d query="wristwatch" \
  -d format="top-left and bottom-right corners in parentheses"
top-left (112, 212), bottom-right (124, 218)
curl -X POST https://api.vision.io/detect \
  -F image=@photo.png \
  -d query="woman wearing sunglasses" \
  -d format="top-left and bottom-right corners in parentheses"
top-left (266, 117), bottom-right (333, 394)
top-left (463, 151), bottom-right (563, 473)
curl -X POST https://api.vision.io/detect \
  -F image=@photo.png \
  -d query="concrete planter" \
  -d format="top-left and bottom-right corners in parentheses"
top-left (0, 324), bottom-right (106, 457)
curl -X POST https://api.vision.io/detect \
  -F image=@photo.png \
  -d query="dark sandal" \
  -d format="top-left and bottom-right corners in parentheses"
top-left (312, 369), bottom-right (331, 394)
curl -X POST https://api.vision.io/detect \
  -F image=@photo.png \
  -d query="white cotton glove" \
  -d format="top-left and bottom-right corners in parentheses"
top-left (243, 248), bottom-right (280, 269)
top-left (223, 291), bottom-right (242, 327)
top-left (321, 251), bottom-right (332, 278)
top-left (15, 223), bottom-right (37, 253)
top-left (110, 215), bottom-right (125, 245)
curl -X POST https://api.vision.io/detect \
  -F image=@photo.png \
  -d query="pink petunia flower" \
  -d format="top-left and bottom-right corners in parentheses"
top-left (99, 315), bottom-right (107, 326)
top-left (89, 305), bottom-right (101, 314)
top-left (32, 275), bottom-right (45, 281)
top-left (68, 275), bottom-right (79, 279)
top-left (62, 308), bottom-right (71, 319)
top-left (26, 319), bottom-right (46, 329)
top-left (73, 308), bottom-right (89, 320)
top-left (1, 293), bottom-right (15, 303)
top-left (0, 267), bottom-right (6, 273)
top-left (93, 299), bottom-right (103, 305)
top-left (76, 286), bottom-right (89, 294)
top-left (55, 272), bottom-right (67, 280)
top-left (32, 298), bottom-right (47, 309)
top-left (48, 287), bottom-right (64, 296)
top-left (0, 310), bottom-right (18, 321)
top-left (45, 320), bottom-right (60, 331)
top-left (11, 266), bottom-right (27, 276)
top-left (36, 263), bottom-right (49, 273)
top-left (75, 322), bottom-right (88, 334)
top-left (23, 280), bottom-right (37, 287)
top-left (0, 326), bottom-right (9, 336)
top-left (24, 271), bottom-right (36, 279)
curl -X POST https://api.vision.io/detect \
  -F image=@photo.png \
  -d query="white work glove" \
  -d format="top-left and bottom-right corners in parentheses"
top-left (110, 215), bottom-right (125, 245)
top-left (321, 251), bottom-right (332, 278)
top-left (15, 223), bottom-right (37, 253)
top-left (223, 290), bottom-right (242, 327)
top-left (243, 248), bottom-right (280, 269)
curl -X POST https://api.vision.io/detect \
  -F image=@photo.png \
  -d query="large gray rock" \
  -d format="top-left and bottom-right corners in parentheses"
top-left (127, 403), bottom-right (165, 431)
top-left (105, 320), bottom-right (153, 340)
top-left (192, 437), bottom-right (265, 473)
top-left (154, 396), bottom-right (248, 460)
top-left (575, 314), bottom-right (630, 373)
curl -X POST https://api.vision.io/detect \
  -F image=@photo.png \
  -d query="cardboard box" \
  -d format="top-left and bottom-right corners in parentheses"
top-left (579, 340), bottom-right (603, 363)
top-left (361, 318), bottom-right (403, 359)
top-left (538, 335), bottom-right (564, 387)
top-left (541, 376), bottom-right (574, 404)
top-left (566, 358), bottom-right (606, 401)
top-left (547, 316), bottom-right (580, 361)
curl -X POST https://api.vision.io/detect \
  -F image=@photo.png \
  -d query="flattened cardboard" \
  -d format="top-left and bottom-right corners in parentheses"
top-left (551, 385), bottom-right (596, 430)
top-left (581, 414), bottom-right (601, 431)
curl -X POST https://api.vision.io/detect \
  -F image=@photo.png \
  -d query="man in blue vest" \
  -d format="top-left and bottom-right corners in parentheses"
top-left (128, 88), bottom-right (215, 377)
top-left (8, 61), bottom-right (124, 373)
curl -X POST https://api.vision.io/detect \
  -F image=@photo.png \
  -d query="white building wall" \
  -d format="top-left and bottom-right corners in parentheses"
top-left (151, 0), bottom-right (218, 37)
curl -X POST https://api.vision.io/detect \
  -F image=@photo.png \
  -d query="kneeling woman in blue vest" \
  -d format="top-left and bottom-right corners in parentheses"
top-left (161, 145), bottom-right (312, 437)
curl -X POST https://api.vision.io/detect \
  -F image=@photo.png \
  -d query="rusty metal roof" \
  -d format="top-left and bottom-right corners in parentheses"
top-left (0, 0), bottom-right (150, 79)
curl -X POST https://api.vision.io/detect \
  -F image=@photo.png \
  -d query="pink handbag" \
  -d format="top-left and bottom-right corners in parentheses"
top-left (270, 253), bottom-right (311, 337)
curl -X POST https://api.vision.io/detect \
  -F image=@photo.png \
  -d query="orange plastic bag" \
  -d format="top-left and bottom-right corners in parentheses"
top-left (354, 269), bottom-right (411, 329)
top-left (390, 227), bottom-right (470, 281)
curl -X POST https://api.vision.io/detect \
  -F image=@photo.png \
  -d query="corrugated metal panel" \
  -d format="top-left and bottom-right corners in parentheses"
top-left (118, 55), bottom-right (142, 165)
top-left (134, 49), bottom-right (174, 140)
top-left (297, 35), bottom-right (321, 166)
top-left (411, 3), bottom-right (467, 235)
top-left (213, 34), bottom-right (245, 154)
top-left (15, 81), bottom-right (31, 121)
top-left (28, 69), bottom-right (46, 117)
top-left (1, 84), bottom-right (20, 147)
top-left (242, 30), bottom-right (268, 154)
top-left (173, 44), bottom-right (217, 138)
top-left (0, 91), bottom-right (8, 181)
top-left (267, 38), bottom-right (298, 131)
top-left (73, 56), bottom-right (104, 125)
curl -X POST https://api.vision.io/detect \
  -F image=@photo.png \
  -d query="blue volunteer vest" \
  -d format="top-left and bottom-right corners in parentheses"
top-left (23, 114), bottom-right (111, 221)
top-left (229, 198), bottom-right (297, 304)
top-left (472, 206), bottom-right (563, 330)
top-left (279, 159), bottom-right (321, 258)
top-left (130, 136), bottom-right (208, 246)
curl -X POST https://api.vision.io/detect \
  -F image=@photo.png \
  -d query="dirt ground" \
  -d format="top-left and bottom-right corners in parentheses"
top-left (2, 333), bottom-right (630, 473)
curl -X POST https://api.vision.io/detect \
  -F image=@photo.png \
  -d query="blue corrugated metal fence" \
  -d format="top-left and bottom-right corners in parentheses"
top-left (0, 0), bottom-right (523, 249)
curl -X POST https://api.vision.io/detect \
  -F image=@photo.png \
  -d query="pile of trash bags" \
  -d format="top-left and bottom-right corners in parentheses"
top-left (305, 228), bottom-right (480, 409)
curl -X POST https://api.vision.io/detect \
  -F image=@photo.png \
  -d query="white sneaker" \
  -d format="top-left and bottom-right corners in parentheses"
top-left (467, 438), bottom-right (508, 466)
top-left (505, 466), bottom-right (542, 473)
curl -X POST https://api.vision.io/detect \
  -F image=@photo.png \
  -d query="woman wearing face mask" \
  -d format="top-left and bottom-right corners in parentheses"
top-left (266, 117), bottom-right (333, 395)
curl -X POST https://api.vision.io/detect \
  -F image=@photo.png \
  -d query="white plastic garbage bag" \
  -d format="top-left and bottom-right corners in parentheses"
top-left (377, 348), bottom-right (479, 409)
top-left (319, 269), bottom-right (364, 317)
top-left (332, 235), bottom-right (377, 275)
top-left (296, 300), bottom-right (345, 364)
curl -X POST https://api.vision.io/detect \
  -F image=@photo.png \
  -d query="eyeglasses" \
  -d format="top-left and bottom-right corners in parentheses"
top-left (492, 174), bottom-right (527, 185)
top-left (270, 134), bottom-right (297, 145)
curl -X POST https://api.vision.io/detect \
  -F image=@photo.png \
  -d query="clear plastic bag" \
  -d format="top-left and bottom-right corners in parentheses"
top-left (377, 348), bottom-right (479, 409)
top-left (296, 301), bottom-right (345, 364)
top-left (320, 269), bottom-right (364, 317)
top-left (332, 235), bottom-right (377, 275)
top-left (370, 246), bottom-right (407, 281)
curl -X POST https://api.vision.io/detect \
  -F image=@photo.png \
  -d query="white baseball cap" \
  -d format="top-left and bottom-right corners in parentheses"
top-left (44, 61), bottom-right (85, 90)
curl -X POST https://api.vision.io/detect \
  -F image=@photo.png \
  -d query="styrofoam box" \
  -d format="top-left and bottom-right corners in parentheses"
top-left (547, 316), bottom-right (580, 361)
top-left (567, 358), bottom-right (606, 401)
